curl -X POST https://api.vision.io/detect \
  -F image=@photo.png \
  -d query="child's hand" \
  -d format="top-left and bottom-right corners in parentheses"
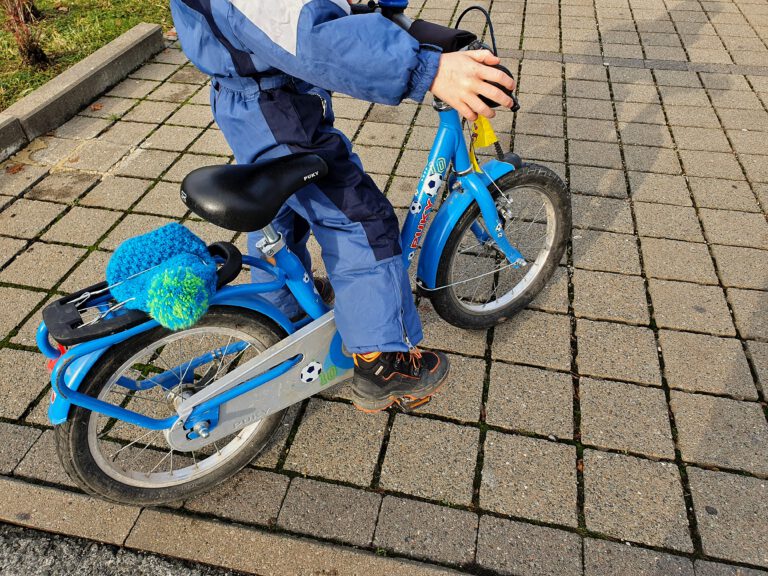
top-left (430, 50), bottom-right (516, 121)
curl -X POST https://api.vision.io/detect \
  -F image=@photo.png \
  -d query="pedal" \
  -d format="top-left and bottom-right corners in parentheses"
top-left (395, 395), bottom-right (432, 413)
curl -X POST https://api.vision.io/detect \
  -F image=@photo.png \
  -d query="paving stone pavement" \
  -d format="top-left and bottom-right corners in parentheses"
top-left (1, 0), bottom-right (767, 574)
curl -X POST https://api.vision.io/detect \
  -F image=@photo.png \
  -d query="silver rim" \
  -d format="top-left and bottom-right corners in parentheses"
top-left (86, 325), bottom-right (270, 489)
top-left (446, 183), bottom-right (557, 314)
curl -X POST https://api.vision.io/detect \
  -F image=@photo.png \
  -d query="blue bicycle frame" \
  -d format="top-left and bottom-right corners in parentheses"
top-left (37, 106), bottom-right (523, 433)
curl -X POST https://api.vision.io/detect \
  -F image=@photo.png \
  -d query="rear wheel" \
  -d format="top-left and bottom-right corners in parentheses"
top-left (54, 307), bottom-right (286, 506)
top-left (429, 164), bottom-right (570, 329)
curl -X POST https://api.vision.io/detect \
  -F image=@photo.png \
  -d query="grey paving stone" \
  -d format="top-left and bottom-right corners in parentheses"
top-left (0, 422), bottom-right (41, 474)
top-left (26, 171), bottom-right (99, 203)
top-left (616, 103), bottom-right (667, 126)
top-left (717, 109), bottom-right (768, 132)
top-left (660, 331), bottom-right (757, 399)
top-left (477, 516), bottom-right (582, 576)
top-left (123, 100), bottom-right (178, 124)
top-left (700, 209), bottom-right (768, 250)
top-left (0, 347), bottom-right (49, 418)
top-left (649, 280), bottom-right (735, 336)
top-left (0, 242), bottom-right (84, 289)
top-left (80, 175), bottom-right (151, 209)
top-left (129, 62), bottom-right (180, 81)
top-left (277, 477), bottom-right (380, 546)
top-left (514, 134), bottom-right (566, 163)
top-left (0, 199), bottom-right (64, 238)
top-left (671, 391), bottom-right (768, 475)
top-left (53, 115), bottom-right (110, 139)
top-left (568, 118), bottom-right (616, 143)
top-left (146, 82), bottom-right (199, 103)
top-left (0, 237), bottom-right (25, 268)
top-left (573, 230), bottom-right (641, 275)
top-left (182, 218), bottom-right (234, 245)
top-left (379, 414), bottom-right (479, 506)
top-left (59, 250), bottom-right (112, 293)
top-left (62, 140), bottom-right (131, 173)
top-left (688, 468), bottom-right (768, 568)
top-left (584, 538), bottom-right (694, 576)
top-left (740, 154), bottom-right (768, 183)
top-left (487, 362), bottom-right (573, 439)
top-left (583, 450), bottom-right (692, 551)
top-left (141, 125), bottom-right (203, 151)
top-left (373, 496), bottom-right (478, 566)
top-left (748, 340), bottom-right (768, 395)
top-left (331, 97), bottom-right (370, 120)
top-left (570, 167), bottom-right (627, 198)
top-left (619, 122), bottom-right (674, 148)
top-left (184, 468), bottom-right (288, 526)
top-left (576, 319), bottom-right (661, 386)
top-left (491, 310), bottom-right (572, 371)
top-left (569, 141), bottom-right (623, 169)
top-left (641, 237), bottom-right (719, 285)
top-left (168, 65), bottom-right (209, 85)
top-left (713, 245), bottom-right (767, 291)
top-left (284, 399), bottom-right (386, 486)
top-left (691, 178), bottom-right (761, 213)
top-left (163, 153), bottom-right (226, 182)
top-left (481, 431), bottom-right (577, 526)
top-left (517, 113), bottom-right (565, 137)
top-left (629, 172), bottom-right (692, 206)
top-left (671, 126), bottom-right (731, 152)
top-left (634, 203), bottom-right (704, 242)
top-left (567, 97), bottom-right (615, 120)
top-left (581, 378), bottom-right (675, 459)
top-left (79, 96), bottom-right (136, 120)
top-left (695, 561), bottom-right (768, 576)
top-left (106, 78), bottom-right (160, 99)
top-left (679, 150), bottom-right (744, 181)
top-left (100, 214), bottom-right (174, 250)
top-left (728, 288), bottom-right (768, 341)
top-left (366, 102), bottom-right (417, 124)
top-left (664, 105), bottom-right (721, 129)
top-left (573, 269), bottom-right (650, 325)
top-left (528, 266), bottom-right (569, 314)
top-left (98, 121), bottom-right (155, 146)
top-left (166, 104), bottom-right (214, 128)
top-left (114, 149), bottom-right (179, 179)
top-left (133, 182), bottom-right (188, 218)
top-left (12, 137), bottom-right (81, 169)
top-left (356, 121), bottom-right (408, 148)
top-left (419, 302), bottom-right (488, 358)
top-left (417, 353), bottom-right (484, 422)
top-left (14, 430), bottom-right (77, 488)
top-left (572, 195), bottom-right (633, 234)
top-left (189, 129), bottom-right (232, 156)
top-left (42, 207), bottom-right (121, 246)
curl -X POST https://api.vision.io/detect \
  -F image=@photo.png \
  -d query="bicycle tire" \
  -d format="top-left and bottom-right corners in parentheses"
top-left (54, 306), bottom-right (287, 506)
top-left (429, 163), bottom-right (571, 329)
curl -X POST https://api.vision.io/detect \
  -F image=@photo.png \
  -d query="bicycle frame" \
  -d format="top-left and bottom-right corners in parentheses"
top-left (38, 103), bottom-right (525, 441)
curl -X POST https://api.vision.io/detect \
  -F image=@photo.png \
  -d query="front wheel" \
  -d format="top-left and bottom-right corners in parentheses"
top-left (54, 307), bottom-right (287, 506)
top-left (429, 164), bottom-right (571, 329)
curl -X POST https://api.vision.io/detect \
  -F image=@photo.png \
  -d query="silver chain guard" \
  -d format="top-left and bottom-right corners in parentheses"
top-left (165, 311), bottom-right (352, 451)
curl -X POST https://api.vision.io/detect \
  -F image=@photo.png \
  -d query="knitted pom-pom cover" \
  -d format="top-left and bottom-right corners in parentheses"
top-left (106, 223), bottom-right (218, 330)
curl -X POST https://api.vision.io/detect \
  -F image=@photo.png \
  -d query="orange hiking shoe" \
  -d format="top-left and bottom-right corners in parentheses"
top-left (351, 348), bottom-right (449, 412)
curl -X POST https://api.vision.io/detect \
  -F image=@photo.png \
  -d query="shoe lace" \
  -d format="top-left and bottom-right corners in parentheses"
top-left (394, 347), bottom-right (422, 375)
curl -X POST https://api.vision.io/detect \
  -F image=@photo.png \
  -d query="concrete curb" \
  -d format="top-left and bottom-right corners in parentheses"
top-left (0, 23), bottom-right (164, 163)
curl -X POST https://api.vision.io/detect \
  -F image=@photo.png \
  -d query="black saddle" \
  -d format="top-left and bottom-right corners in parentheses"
top-left (180, 153), bottom-right (328, 232)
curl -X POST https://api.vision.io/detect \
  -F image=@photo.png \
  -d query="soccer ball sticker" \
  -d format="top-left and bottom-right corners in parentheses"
top-left (422, 172), bottom-right (442, 197)
top-left (300, 361), bottom-right (323, 383)
top-left (410, 200), bottom-right (422, 214)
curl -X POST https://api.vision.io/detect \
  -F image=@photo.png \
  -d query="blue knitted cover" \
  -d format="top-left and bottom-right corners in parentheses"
top-left (106, 223), bottom-right (218, 330)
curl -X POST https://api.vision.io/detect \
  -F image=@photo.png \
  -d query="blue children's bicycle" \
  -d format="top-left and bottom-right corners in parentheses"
top-left (37, 2), bottom-right (570, 505)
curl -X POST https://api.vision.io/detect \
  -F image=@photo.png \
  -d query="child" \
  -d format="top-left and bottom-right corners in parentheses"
top-left (170, 0), bottom-right (515, 411)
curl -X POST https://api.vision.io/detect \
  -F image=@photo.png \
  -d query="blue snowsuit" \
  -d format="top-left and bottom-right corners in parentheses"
top-left (170, 0), bottom-right (441, 353)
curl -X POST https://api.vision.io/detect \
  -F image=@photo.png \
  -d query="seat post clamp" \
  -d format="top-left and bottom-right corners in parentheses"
top-left (255, 233), bottom-right (285, 258)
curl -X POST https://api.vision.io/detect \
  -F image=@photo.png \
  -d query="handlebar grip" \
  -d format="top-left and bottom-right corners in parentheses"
top-left (479, 63), bottom-right (519, 111)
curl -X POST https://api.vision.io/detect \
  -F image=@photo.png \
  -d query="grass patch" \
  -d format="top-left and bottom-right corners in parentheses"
top-left (1, 0), bottom-right (172, 111)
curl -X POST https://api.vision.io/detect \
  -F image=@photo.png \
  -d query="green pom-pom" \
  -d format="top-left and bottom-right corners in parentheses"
top-left (147, 265), bottom-right (211, 330)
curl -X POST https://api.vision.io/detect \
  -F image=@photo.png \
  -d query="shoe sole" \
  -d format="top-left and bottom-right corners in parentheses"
top-left (351, 364), bottom-right (451, 413)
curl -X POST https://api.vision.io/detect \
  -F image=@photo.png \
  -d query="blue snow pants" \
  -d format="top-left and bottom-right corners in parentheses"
top-left (210, 75), bottom-right (423, 353)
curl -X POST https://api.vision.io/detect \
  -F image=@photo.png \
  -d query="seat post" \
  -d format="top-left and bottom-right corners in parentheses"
top-left (256, 224), bottom-right (285, 259)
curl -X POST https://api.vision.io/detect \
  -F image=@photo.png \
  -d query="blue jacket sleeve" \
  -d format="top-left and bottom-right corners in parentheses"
top-left (223, 0), bottom-right (441, 104)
